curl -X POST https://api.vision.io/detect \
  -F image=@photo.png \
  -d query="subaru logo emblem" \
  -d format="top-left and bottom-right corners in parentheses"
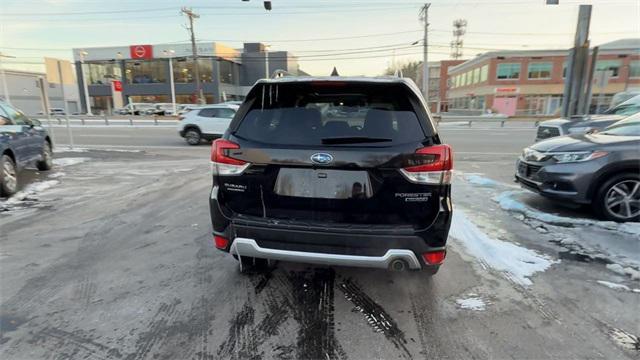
top-left (310, 153), bottom-right (333, 165)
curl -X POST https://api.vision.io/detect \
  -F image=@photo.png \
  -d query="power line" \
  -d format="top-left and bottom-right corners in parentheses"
top-left (0, 5), bottom-right (421, 18)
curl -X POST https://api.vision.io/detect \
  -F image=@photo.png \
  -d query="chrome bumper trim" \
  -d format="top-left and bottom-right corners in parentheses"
top-left (229, 238), bottom-right (422, 270)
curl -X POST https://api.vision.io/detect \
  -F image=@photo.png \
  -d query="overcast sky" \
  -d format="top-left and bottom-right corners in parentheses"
top-left (1, 0), bottom-right (638, 76)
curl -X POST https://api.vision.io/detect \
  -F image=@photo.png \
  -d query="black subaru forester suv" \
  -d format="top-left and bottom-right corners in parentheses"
top-left (209, 77), bottom-right (453, 274)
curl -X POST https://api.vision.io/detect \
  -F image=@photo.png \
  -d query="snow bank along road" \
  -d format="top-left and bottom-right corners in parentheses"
top-left (0, 147), bottom-right (638, 359)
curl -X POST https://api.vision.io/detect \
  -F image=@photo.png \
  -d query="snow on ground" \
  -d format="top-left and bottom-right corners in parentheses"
top-left (53, 157), bottom-right (91, 167)
top-left (450, 209), bottom-right (558, 286)
top-left (48, 172), bottom-right (66, 179)
top-left (596, 280), bottom-right (640, 293)
top-left (456, 295), bottom-right (488, 311)
top-left (608, 327), bottom-right (640, 351)
top-left (606, 264), bottom-right (640, 280)
top-left (54, 147), bottom-right (142, 153)
top-left (53, 147), bottom-right (89, 153)
top-left (493, 190), bottom-right (640, 237)
top-left (1, 156), bottom-right (87, 211)
top-left (463, 174), bottom-right (500, 187)
top-left (1, 179), bottom-right (59, 208)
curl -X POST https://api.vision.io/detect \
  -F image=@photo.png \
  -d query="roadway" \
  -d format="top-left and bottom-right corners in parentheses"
top-left (1, 123), bottom-right (638, 359)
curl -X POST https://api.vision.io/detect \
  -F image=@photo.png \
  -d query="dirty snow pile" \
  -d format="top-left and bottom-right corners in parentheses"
top-left (493, 191), bottom-right (640, 236)
top-left (456, 295), bottom-right (488, 311)
top-left (450, 210), bottom-right (558, 286)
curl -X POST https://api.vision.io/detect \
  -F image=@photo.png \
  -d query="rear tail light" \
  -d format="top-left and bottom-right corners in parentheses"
top-left (214, 235), bottom-right (229, 249)
top-left (422, 250), bottom-right (446, 265)
top-left (210, 139), bottom-right (250, 175)
top-left (178, 115), bottom-right (185, 121)
top-left (399, 144), bottom-right (453, 184)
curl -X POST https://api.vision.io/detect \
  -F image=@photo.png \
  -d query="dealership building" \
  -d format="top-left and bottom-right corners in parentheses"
top-left (446, 39), bottom-right (640, 116)
top-left (72, 42), bottom-right (300, 114)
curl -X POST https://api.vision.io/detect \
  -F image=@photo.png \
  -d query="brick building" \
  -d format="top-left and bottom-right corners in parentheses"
top-left (446, 39), bottom-right (640, 116)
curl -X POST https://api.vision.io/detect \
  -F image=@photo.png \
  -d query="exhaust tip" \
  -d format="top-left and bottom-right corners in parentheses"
top-left (390, 259), bottom-right (407, 271)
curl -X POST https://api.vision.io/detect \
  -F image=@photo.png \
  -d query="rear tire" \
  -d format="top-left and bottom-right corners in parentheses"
top-left (594, 172), bottom-right (640, 222)
top-left (184, 128), bottom-right (202, 145)
top-left (1, 154), bottom-right (18, 197)
top-left (36, 141), bottom-right (53, 171)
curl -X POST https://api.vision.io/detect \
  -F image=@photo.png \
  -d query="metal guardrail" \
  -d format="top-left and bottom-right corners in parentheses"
top-left (35, 115), bottom-right (178, 126)
top-left (433, 115), bottom-right (543, 127)
top-left (35, 114), bottom-right (544, 128)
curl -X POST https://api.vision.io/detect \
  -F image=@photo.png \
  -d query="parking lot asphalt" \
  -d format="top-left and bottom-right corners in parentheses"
top-left (1, 126), bottom-right (639, 359)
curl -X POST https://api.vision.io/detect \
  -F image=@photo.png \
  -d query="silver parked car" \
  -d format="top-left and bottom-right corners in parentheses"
top-left (535, 95), bottom-right (640, 141)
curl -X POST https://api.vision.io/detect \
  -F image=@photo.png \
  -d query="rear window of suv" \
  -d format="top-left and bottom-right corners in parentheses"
top-left (233, 82), bottom-right (430, 146)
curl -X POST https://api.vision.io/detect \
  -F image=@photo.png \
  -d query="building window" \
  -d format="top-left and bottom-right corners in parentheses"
top-left (528, 62), bottom-right (553, 79)
top-left (429, 78), bottom-right (439, 89)
top-left (562, 62), bottom-right (567, 78)
top-left (496, 63), bottom-right (520, 80)
top-left (87, 62), bottom-right (122, 85)
top-left (629, 60), bottom-right (640, 78)
top-left (172, 58), bottom-right (214, 83)
top-left (480, 65), bottom-right (488, 82)
top-left (473, 68), bottom-right (480, 84)
top-left (218, 60), bottom-right (236, 84)
top-left (125, 60), bottom-right (166, 84)
top-left (595, 60), bottom-right (621, 78)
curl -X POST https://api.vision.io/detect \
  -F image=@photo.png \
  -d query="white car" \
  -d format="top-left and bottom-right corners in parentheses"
top-left (177, 104), bottom-right (239, 145)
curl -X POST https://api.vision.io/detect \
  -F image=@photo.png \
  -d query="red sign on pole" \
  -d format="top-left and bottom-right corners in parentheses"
top-left (112, 80), bottom-right (122, 92)
top-left (129, 45), bottom-right (153, 60)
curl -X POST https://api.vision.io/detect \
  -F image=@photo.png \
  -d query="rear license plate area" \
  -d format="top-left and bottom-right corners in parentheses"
top-left (274, 168), bottom-right (372, 199)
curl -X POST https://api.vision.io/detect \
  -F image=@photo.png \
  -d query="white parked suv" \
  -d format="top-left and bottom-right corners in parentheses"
top-left (177, 104), bottom-right (239, 145)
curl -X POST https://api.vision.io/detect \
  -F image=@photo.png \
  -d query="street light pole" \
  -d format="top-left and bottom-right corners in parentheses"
top-left (79, 50), bottom-right (93, 115)
top-left (164, 50), bottom-right (177, 115)
top-left (56, 60), bottom-right (74, 149)
top-left (0, 52), bottom-right (16, 104)
top-left (264, 44), bottom-right (271, 79)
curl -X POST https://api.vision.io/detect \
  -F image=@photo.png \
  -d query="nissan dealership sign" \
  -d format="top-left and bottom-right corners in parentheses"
top-left (129, 45), bottom-right (153, 60)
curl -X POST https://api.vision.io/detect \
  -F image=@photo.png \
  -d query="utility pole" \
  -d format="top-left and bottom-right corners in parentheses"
top-left (450, 19), bottom-right (467, 60)
top-left (561, 4), bottom-right (592, 118)
top-left (582, 46), bottom-right (598, 114)
top-left (420, 3), bottom-right (430, 103)
top-left (182, 7), bottom-right (204, 104)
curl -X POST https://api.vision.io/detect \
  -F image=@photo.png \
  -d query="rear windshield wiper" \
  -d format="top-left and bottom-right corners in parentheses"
top-left (321, 136), bottom-right (392, 144)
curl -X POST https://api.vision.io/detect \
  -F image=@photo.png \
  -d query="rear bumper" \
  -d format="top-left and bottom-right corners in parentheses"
top-left (230, 238), bottom-right (422, 269)
top-left (210, 189), bottom-right (452, 269)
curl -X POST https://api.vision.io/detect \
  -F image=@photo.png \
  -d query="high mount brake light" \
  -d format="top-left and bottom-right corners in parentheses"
top-left (210, 139), bottom-right (250, 175)
top-left (399, 144), bottom-right (453, 185)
